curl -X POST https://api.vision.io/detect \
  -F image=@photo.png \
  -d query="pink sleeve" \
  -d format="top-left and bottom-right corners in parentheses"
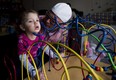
top-left (40, 35), bottom-right (46, 46)
top-left (18, 37), bottom-right (28, 55)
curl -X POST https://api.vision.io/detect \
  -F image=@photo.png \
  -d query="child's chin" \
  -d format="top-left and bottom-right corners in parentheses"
top-left (35, 30), bottom-right (40, 33)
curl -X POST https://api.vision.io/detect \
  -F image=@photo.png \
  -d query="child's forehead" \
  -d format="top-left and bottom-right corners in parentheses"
top-left (26, 13), bottom-right (38, 17)
top-left (24, 13), bottom-right (39, 19)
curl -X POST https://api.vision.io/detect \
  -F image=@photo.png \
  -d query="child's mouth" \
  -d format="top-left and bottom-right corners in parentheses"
top-left (35, 26), bottom-right (39, 29)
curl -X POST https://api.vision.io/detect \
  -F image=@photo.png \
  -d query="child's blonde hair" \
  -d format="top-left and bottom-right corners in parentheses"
top-left (19, 10), bottom-right (39, 24)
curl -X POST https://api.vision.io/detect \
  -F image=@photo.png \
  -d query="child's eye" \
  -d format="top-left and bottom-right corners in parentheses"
top-left (28, 20), bottom-right (33, 23)
top-left (36, 19), bottom-right (39, 22)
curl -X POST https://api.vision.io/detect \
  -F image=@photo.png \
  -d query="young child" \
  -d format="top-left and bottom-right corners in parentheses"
top-left (17, 9), bottom-right (57, 79)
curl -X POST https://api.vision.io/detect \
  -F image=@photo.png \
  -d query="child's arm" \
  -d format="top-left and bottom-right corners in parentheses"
top-left (42, 45), bottom-right (58, 58)
top-left (19, 54), bottom-right (36, 77)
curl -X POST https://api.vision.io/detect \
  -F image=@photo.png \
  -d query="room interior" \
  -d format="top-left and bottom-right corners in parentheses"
top-left (0, 0), bottom-right (116, 80)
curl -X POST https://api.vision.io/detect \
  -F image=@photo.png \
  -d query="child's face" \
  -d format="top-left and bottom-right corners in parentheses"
top-left (21, 13), bottom-right (41, 34)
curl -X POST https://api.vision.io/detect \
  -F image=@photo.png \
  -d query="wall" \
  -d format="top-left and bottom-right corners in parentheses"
top-left (22, 0), bottom-right (116, 15)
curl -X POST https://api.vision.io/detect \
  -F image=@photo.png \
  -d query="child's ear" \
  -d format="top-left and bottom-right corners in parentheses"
top-left (20, 25), bottom-right (25, 31)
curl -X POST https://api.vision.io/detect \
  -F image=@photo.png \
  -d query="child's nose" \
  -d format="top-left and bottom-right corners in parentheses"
top-left (34, 21), bottom-right (38, 24)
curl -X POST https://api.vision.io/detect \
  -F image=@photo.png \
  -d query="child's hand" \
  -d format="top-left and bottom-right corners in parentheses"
top-left (39, 71), bottom-right (45, 80)
top-left (60, 52), bottom-right (65, 57)
top-left (33, 70), bottom-right (45, 80)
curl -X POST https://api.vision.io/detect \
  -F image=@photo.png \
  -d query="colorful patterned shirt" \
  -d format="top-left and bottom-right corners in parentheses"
top-left (18, 33), bottom-right (45, 61)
